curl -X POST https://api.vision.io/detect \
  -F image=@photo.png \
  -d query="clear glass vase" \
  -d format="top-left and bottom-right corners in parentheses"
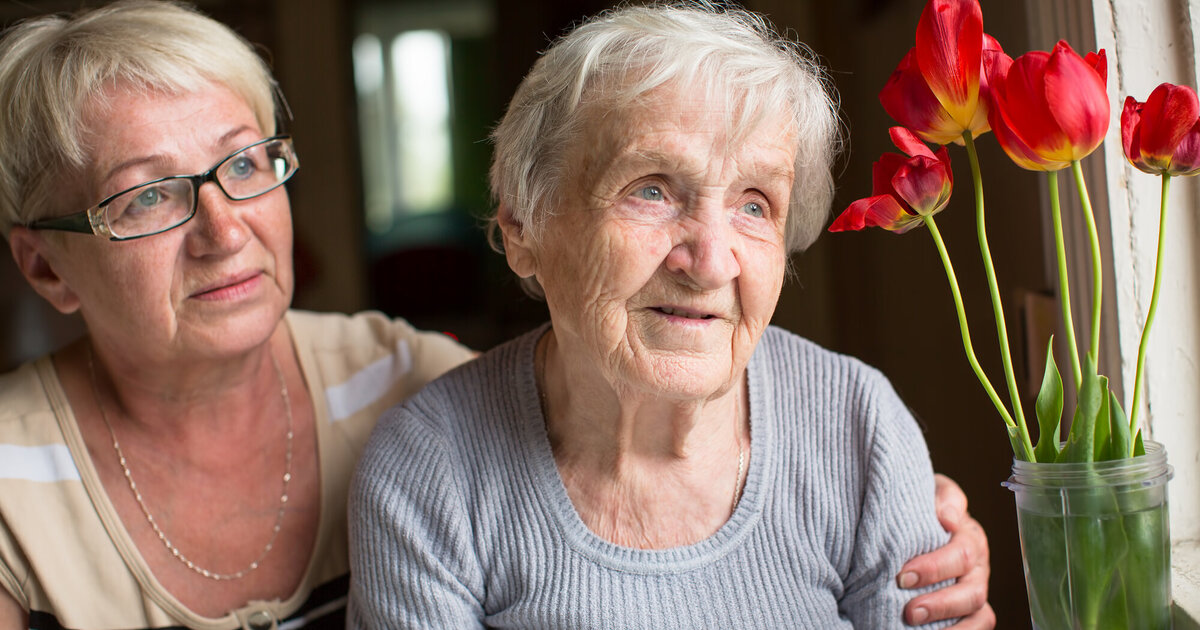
top-left (1003, 441), bottom-right (1174, 630)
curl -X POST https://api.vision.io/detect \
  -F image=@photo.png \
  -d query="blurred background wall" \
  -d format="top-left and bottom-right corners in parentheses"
top-left (0, 0), bottom-right (1071, 624)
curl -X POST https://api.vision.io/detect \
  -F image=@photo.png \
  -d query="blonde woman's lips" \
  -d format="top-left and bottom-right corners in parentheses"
top-left (191, 271), bottom-right (263, 301)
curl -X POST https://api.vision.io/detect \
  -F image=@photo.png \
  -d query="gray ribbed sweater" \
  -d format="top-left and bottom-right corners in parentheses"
top-left (348, 325), bottom-right (952, 628)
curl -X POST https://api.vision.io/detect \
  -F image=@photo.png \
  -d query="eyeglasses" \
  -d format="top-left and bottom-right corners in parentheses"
top-left (28, 135), bottom-right (299, 241)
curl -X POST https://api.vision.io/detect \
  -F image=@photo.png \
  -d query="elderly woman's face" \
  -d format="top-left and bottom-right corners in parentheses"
top-left (528, 89), bottom-right (796, 400)
top-left (40, 82), bottom-right (293, 363)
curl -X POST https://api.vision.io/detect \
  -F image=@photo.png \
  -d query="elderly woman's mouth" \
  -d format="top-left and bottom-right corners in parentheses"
top-left (652, 306), bottom-right (717, 320)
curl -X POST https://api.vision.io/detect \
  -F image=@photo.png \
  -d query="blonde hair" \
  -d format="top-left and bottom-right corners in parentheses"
top-left (489, 1), bottom-right (842, 264)
top-left (0, 0), bottom-right (281, 238)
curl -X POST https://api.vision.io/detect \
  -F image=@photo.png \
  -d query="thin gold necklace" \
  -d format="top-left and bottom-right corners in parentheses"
top-left (86, 345), bottom-right (294, 581)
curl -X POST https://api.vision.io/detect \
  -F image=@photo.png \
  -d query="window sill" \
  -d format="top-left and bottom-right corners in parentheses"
top-left (1174, 541), bottom-right (1200, 629)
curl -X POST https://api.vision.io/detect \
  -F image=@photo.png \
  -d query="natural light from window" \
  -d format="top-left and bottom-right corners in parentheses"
top-left (353, 29), bottom-right (453, 234)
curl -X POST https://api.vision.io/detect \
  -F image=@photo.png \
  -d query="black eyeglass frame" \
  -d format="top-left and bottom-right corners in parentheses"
top-left (27, 135), bottom-right (298, 241)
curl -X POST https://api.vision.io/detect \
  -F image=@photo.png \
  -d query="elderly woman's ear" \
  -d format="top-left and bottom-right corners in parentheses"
top-left (496, 204), bottom-right (538, 279)
top-left (7, 226), bottom-right (81, 314)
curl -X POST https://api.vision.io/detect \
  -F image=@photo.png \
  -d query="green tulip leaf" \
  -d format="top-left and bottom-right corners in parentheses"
top-left (1060, 356), bottom-right (1101, 463)
top-left (1092, 376), bottom-right (1111, 461)
top-left (1107, 393), bottom-right (1132, 461)
top-left (1034, 338), bottom-right (1064, 463)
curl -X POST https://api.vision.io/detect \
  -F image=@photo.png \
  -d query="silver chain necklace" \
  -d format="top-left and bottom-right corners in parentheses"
top-left (87, 346), bottom-right (294, 581)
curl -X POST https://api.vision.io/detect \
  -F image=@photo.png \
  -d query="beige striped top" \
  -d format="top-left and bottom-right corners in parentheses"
top-left (0, 310), bottom-right (472, 630)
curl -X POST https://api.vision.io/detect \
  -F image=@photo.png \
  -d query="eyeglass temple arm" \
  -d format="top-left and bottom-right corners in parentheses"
top-left (27, 212), bottom-right (97, 235)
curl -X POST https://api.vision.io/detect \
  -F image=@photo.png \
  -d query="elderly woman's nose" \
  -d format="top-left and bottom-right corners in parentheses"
top-left (665, 215), bottom-right (740, 289)
top-left (188, 183), bottom-right (251, 254)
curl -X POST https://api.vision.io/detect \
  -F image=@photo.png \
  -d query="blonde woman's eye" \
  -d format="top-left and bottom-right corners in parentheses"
top-left (226, 156), bottom-right (258, 179)
top-left (741, 201), bottom-right (764, 218)
top-left (635, 185), bottom-right (665, 202)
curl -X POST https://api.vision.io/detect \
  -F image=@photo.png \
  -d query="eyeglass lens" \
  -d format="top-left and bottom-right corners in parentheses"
top-left (104, 139), bottom-right (295, 239)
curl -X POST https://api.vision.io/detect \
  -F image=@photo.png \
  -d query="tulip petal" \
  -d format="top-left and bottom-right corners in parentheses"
top-left (1170, 124), bottom-right (1200, 175)
top-left (916, 0), bottom-right (984, 130)
top-left (1121, 95), bottom-right (1147, 171)
top-left (1044, 41), bottom-right (1109, 160)
top-left (892, 155), bottom-right (953, 216)
top-left (1085, 49), bottom-right (1107, 85)
top-left (933, 145), bottom-right (955, 183)
top-left (890, 126), bottom-right (937, 159)
top-left (968, 34), bottom-right (1007, 134)
top-left (991, 95), bottom-right (1071, 171)
top-left (998, 50), bottom-right (1066, 158)
top-left (1138, 83), bottom-right (1199, 169)
top-left (871, 152), bottom-right (910, 197)
top-left (829, 194), bottom-right (923, 233)
top-left (880, 49), bottom-right (967, 145)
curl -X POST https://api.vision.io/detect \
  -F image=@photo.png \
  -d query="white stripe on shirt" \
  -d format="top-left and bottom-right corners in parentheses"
top-left (325, 340), bottom-right (413, 422)
top-left (0, 444), bottom-right (81, 482)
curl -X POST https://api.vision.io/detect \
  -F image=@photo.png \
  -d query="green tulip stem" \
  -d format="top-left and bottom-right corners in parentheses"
top-left (1071, 160), bottom-right (1104, 365)
top-left (1128, 174), bottom-right (1172, 450)
top-left (963, 132), bottom-right (1030, 448)
top-left (1048, 171), bottom-right (1083, 388)
top-left (924, 214), bottom-right (1031, 461)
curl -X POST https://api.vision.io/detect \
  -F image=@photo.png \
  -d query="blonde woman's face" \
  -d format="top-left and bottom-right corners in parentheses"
top-left (529, 87), bottom-right (796, 402)
top-left (45, 82), bottom-right (294, 365)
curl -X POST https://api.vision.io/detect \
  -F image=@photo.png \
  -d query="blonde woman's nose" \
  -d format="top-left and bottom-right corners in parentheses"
top-left (187, 183), bottom-right (252, 255)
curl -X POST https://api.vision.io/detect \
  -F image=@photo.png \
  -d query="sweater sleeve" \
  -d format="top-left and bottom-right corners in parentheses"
top-left (347, 402), bottom-right (485, 629)
top-left (839, 375), bottom-right (956, 629)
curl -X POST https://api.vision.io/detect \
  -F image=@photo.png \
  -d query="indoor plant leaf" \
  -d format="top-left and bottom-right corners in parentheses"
top-left (1059, 355), bottom-right (1102, 463)
top-left (1034, 338), bottom-right (1064, 462)
top-left (1106, 392), bottom-right (1132, 461)
top-left (1091, 376), bottom-right (1112, 461)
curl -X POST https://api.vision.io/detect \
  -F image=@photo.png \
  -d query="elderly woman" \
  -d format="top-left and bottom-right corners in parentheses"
top-left (0, 1), bottom-right (988, 629)
top-left (0, 2), bottom-right (473, 628)
top-left (348, 3), bottom-right (991, 629)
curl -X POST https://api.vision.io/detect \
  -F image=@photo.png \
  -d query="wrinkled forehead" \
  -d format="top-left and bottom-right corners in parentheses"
top-left (571, 81), bottom-right (799, 174)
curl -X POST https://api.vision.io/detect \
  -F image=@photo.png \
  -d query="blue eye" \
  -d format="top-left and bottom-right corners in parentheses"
top-left (635, 185), bottom-right (665, 202)
top-left (132, 188), bottom-right (164, 209)
top-left (226, 156), bottom-right (257, 180)
top-left (741, 201), bottom-right (764, 218)
top-left (113, 185), bottom-right (172, 218)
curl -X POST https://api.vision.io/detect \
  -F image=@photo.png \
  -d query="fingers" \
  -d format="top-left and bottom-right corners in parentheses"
top-left (933, 473), bottom-right (968, 527)
top-left (899, 512), bottom-right (989, 588)
top-left (909, 602), bottom-right (997, 629)
top-left (900, 473), bottom-right (993, 625)
top-left (902, 563), bottom-right (992, 626)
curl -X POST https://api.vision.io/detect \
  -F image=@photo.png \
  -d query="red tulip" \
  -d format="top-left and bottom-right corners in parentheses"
top-left (879, 0), bottom-right (1002, 145)
top-left (1122, 82), bottom-right (1200, 176)
top-left (830, 127), bottom-right (954, 234)
top-left (988, 41), bottom-right (1109, 171)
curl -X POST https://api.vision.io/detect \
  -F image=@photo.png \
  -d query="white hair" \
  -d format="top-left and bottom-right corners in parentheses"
top-left (0, 0), bottom-right (282, 237)
top-left (489, 0), bottom-right (843, 266)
